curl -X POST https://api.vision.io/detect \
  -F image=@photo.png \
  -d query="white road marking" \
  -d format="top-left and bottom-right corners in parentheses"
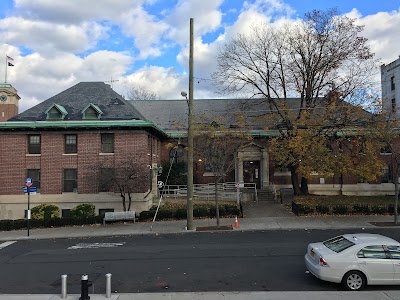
top-left (68, 242), bottom-right (125, 249)
top-left (0, 241), bottom-right (17, 250)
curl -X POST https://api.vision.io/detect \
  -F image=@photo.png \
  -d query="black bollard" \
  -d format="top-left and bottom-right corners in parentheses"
top-left (79, 274), bottom-right (92, 300)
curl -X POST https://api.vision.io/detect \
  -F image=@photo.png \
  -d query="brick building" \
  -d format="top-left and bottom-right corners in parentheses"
top-left (381, 57), bottom-right (400, 118)
top-left (0, 83), bottom-right (20, 122)
top-left (133, 98), bottom-right (395, 197)
top-left (0, 81), bottom-right (396, 220)
top-left (0, 82), bottom-right (166, 219)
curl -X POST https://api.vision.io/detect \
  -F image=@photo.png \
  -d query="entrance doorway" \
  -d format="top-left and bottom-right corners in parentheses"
top-left (243, 160), bottom-right (260, 188)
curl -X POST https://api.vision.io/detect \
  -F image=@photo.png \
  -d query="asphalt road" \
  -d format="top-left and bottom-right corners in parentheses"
top-left (1, 228), bottom-right (400, 294)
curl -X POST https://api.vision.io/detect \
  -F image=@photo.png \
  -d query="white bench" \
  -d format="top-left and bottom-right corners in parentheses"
top-left (103, 211), bottom-right (136, 225)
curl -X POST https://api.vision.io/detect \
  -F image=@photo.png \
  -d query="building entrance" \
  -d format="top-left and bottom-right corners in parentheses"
top-left (243, 160), bottom-right (261, 188)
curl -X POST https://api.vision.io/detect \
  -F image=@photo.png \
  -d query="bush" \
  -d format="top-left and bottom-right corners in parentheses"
top-left (387, 205), bottom-right (400, 214)
top-left (332, 205), bottom-right (348, 215)
top-left (0, 219), bottom-right (26, 231)
top-left (156, 209), bottom-right (175, 220)
top-left (0, 216), bottom-right (103, 231)
top-left (174, 208), bottom-right (187, 219)
top-left (139, 210), bottom-right (156, 221)
top-left (295, 204), bottom-right (314, 215)
top-left (138, 203), bottom-right (240, 221)
top-left (193, 206), bottom-right (209, 218)
top-left (69, 203), bottom-right (95, 218)
top-left (31, 204), bottom-right (60, 220)
top-left (352, 204), bottom-right (370, 214)
top-left (371, 206), bottom-right (388, 214)
top-left (315, 205), bottom-right (330, 215)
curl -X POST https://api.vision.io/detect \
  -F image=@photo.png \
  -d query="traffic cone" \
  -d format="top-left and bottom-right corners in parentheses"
top-left (234, 216), bottom-right (239, 228)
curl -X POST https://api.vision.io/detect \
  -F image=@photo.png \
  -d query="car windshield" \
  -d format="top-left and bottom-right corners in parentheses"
top-left (323, 236), bottom-right (355, 253)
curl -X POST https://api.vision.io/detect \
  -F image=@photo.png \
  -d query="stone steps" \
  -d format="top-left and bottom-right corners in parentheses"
top-left (257, 189), bottom-right (276, 202)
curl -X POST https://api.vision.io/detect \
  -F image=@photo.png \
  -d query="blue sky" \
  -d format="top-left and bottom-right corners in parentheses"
top-left (0, 0), bottom-right (399, 111)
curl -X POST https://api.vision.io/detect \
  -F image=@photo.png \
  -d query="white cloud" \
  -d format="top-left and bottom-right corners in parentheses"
top-left (14, 0), bottom-right (135, 24)
top-left (346, 8), bottom-right (400, 64)
top-left (76, 51), bottom-right (132, 81)
top-left (166, 0), bottom-right (224, 45)
top-left (175, 4), bottom-right (278, 97)
top-left (2, 0), bottom-right (400, 113)
top-left (5, 50), bottom-right (132, 112)
top-left (0, 17), bottom-right (108, 54)
top-left (121, 66), bottom-right (186, 99)
top-left (119, 6), bottom-right (169, 59)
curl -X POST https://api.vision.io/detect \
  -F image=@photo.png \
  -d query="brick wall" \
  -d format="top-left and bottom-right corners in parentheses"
top-left (0, 129), bottom-right (153, 195)
top-left (0, 104), bottom-right (18, 122)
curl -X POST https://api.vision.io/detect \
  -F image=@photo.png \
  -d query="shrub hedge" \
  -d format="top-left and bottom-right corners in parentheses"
top-left (0, 203), bottom-right (241, 231)
top-left (139, 204), bottom-right (241, 221)
top-left (69, 203), bottom-right (95, 218)
top-left (0, 216), bottom-right (102, 231)
top-left (292, 201), bottom-right (400, 216)
top-left (31, 204), bottom-right (60, 219)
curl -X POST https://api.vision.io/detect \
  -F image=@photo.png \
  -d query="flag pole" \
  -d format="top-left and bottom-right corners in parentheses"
top-left (4, 55), bottom-right (7, 83)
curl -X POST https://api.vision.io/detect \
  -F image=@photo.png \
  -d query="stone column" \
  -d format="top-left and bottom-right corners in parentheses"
top-left (151, 163), bottom-right (159, 197)
top-left (262, 149), bottom-right (269, 188)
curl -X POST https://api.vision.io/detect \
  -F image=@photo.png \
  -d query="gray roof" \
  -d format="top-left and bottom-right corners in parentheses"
top-left (132, 97), bottom-right (373, 133)
top-left (10, 82), bottom-right (146, 121)
top-left (131, 98), bottom-right (272, 132)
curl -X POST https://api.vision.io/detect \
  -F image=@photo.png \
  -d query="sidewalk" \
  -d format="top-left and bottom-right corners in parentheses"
top-left (0, 214), bottom-right (397, 241)
top-left (1, 210), bottom-right (400, 299)
top-left (0, 291), bottom-right (399, 300)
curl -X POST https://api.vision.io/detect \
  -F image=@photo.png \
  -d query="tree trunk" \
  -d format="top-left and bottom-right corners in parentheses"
top-left (121, 193), bottom-right (127, 212)
top-left (127, 192), bottom-right (132, 211)
top-left (340, 173), bottom-right (344, 195)
top-left (300, 177), bottom-right (309, 195)
top-left (289, 165), bottom-right (301, 195)
top-left (215, 180), bottom-right (220, 226)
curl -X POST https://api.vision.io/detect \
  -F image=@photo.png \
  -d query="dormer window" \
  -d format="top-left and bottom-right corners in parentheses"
top-left (45, 103), bottom-right (68, 120)
top-left (82, 103), bottom-right (103, 120)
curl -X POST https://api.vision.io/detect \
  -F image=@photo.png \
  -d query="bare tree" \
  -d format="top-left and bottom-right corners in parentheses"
top-left (98, 160), bottom-right (147, 211)
top-left (212, 8), bottom-right (379, 195)
top-left (127, 86), bottom-right (161, 100)
top-left (194, 115), bottom-right (252, 225)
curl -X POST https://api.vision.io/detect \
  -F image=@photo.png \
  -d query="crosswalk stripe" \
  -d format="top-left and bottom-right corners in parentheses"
top-left (68, 242), bottom-right (125, 249)
top-left (0, 241), bottom-right (17, 250)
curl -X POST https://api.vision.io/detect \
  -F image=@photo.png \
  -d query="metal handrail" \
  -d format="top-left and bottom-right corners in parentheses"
top-left (161, 182), bottom-right (258, 202)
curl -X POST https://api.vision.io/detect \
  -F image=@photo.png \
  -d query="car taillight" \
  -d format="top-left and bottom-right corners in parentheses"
top-left (319, 257), bottom-right (329, 267)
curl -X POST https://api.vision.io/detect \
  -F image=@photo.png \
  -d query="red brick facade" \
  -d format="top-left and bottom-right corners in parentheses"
top-left (0, 129), bottom-right (161, 195)
top-left (0, 103), bottom-right (18, 122)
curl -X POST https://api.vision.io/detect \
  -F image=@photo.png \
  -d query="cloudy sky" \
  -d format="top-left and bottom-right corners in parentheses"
top-left (1, 0), bottom-right (399, 112)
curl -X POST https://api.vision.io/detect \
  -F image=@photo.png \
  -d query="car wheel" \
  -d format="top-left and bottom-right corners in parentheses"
top-left (342, 271), bottom-right (366, 291)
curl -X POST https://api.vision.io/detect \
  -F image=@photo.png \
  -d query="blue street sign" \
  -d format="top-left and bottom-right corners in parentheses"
top-left (25, 178), bottom-right (32, 184)
top-left (23, 186), bottom-right (36, 193)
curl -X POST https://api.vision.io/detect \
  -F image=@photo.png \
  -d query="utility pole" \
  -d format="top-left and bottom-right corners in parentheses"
top-left (187, 18), bottom-right (194, 230)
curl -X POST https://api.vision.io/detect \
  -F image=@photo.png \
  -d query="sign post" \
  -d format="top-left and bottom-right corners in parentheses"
top-left (25, 178), bottom-right (33, 237)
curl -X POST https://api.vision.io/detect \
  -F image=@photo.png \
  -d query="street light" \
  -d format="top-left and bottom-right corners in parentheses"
top-left (181, 88), bottom-right (194, 230)
top-left (187, 18), bottom-right (194, 230)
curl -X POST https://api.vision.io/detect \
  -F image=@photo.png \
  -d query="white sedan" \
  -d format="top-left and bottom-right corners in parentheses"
top-left (305, 233), bottom-right (400, 290)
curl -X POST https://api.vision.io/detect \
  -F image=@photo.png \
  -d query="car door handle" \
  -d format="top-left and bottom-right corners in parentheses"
top-left (359, 261), bottom-right (367, 265)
